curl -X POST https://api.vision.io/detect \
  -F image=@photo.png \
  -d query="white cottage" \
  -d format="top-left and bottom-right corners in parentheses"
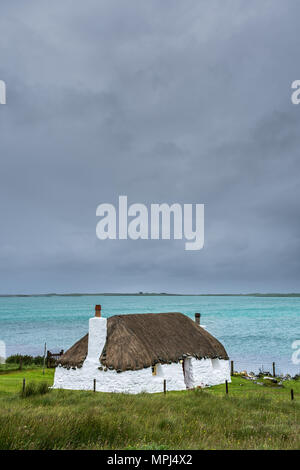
top-left (53, 305), bottom-right (230, 393)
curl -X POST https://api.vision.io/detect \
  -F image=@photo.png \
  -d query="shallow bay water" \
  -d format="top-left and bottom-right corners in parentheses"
top-left (0, 295), bottom-right (299, 375)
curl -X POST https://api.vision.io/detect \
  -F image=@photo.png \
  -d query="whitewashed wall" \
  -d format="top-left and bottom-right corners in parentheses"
top-left (53, 358), bottom-right (230, 393)
top-left (192, 358), bottom-right (230, 387)
top-left (53, 315), bottom-right (230, 393)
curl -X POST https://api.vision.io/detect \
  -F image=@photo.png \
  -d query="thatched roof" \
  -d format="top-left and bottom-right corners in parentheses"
top-left (58, 333), bottom-right (88, 368)
top-left (58, 312), bottom-right (228, 371)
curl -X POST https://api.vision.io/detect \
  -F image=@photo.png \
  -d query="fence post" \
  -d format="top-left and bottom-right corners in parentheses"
top-left (272, 362), bottom-right (276, 377)
top-left (22, 378), bottom-right (26, 395)
top-left (163, 379), bottom-right (167, 395)
top-left (93, 379), bottom-right (96, 392)
top-left (230, 360), bottom-right (234, 376)
top-left (19, 358), bottom-right (23, 370)
top-left (43, 342), bottom-right (46, 375)
top-left (225, 380), bottom-right (229, 395)
top-left (291, 389), bottom-right (294, 401)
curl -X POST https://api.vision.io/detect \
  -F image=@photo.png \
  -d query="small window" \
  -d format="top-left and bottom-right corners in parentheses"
top-left (152, 365), bottom-right (157, 376)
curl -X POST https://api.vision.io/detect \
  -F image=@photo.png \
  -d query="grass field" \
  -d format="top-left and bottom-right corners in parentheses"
top-left (0, 367), bottom-right (299, 450)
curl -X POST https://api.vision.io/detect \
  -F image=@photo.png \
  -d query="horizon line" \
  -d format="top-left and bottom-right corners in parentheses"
top-left (0, 292), bottom-right (300, 298)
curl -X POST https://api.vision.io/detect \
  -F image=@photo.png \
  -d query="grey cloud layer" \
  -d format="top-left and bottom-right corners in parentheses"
top-left (0, 1), bottom-right (299, 293)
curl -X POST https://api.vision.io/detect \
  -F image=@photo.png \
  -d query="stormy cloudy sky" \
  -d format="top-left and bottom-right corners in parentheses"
top-left (0, 1), bottom-right (299, 294)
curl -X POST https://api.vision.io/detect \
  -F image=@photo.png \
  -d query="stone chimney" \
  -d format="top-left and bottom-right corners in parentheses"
top-left (86, 305), bottom-right (107, 363)
top-left (195, 313), bottom-right (200, 326)
top-left (95, 305), bottom-right (101, 317)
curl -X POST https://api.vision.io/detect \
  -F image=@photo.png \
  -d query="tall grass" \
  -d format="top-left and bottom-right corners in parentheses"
top-left (20, 381), bottom-right (51, 398)
top-left (0, 370), bottom-right (299, 450)
top-left (0, 385), bottom-right (299, 450)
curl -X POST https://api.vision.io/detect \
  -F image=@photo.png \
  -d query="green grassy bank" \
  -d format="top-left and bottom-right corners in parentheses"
top-left (0, 367), bottom-right (299, 450)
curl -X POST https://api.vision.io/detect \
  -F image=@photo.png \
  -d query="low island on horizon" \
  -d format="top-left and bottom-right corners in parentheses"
top-left (0, 292), bottom-right (300, 298)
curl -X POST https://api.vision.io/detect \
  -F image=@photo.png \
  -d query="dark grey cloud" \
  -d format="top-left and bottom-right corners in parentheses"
top-left (0, 1), bottom-right (300, 294)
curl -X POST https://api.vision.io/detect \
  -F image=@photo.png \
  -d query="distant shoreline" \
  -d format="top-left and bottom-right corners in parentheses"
top-left (0, 293), bottom-right (300, 298)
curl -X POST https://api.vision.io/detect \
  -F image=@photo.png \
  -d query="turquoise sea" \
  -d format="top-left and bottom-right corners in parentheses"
top-left (0, 295), bottom-right (299, 375)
